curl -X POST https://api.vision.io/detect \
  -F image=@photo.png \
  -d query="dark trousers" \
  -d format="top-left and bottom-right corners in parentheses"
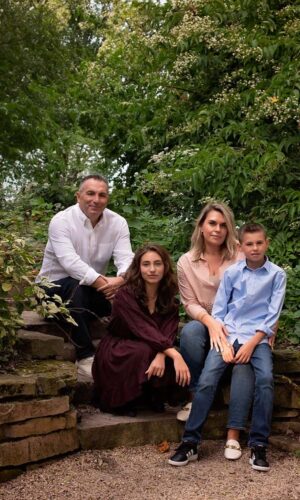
top-left (45, 277), bottom-right (111, 360)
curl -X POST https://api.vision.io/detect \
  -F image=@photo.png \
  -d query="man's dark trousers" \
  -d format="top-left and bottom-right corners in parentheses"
top-left (45, 277), bottom-right (112, 360)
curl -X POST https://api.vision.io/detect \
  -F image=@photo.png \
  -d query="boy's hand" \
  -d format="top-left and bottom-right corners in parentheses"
top-left (234, 340), bottom-right (255, 364)
top-left (234, 331), bottom-right (267, 363)
top-left (221, 343), bottom-right (235, 363)
top-left (268, 335), bottom-right (275, 350)
top-left (268, 322), bottom-right (278, 350)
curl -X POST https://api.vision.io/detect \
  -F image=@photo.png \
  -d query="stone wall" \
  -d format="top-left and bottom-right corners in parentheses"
top-left (0, 313), bottom-right (299, 483)
top-left (0, 352), bottom-right (79, 482)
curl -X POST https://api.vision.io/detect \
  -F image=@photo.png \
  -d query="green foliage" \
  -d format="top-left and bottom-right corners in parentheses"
top-left (0, 215), bottom-right (76, 367)
top-left (279, 266), bottom-right (300, 345)
top-left (0, 0), bottom-right (299, 347)
top-left (85, 0), bottom-right (299, 265)
top-left (0, 0), bottom-right (108, 199)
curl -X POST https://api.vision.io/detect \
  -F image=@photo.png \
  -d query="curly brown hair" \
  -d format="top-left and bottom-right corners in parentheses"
top-left (125, 244), bottom-right (178, 314)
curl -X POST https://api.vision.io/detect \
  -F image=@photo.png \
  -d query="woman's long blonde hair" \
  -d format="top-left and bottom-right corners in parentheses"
top-left (190, 201), bottom-right (238, 260)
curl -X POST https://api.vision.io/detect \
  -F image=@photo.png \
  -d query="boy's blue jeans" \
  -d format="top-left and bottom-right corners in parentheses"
top-left (181, 330), bottom-right (273, 447)
top-left (180, 321), bottom-right (255, 430)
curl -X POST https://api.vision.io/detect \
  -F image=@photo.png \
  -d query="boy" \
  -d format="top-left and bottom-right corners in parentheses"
top-left (168, 223), bottom-right (286, 471)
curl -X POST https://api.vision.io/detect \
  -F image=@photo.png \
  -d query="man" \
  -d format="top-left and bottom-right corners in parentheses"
top-left (37, 174), bottom-right (134, 381)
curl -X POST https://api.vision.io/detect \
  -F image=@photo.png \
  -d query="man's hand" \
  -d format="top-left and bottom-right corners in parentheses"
top-left (96, 276), bottom-right (125, 300)
top-left (145, 353), bottom-right (166, 380)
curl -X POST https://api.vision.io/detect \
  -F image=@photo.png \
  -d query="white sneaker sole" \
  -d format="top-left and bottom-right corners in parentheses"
top-left (249, 458), bottom-right (270, 471)
top-left (168, 454), bottom-right (198, 467)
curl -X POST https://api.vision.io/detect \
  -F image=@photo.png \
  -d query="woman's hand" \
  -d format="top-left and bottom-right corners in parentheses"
top-left (145, 353), bottom-right (166, 380)
top-left (204, 316), bottom-right (228, 352)
top-left (173, 354), bottom-right (191, 387)
top-left (221, 342), bottom-right (234, 363)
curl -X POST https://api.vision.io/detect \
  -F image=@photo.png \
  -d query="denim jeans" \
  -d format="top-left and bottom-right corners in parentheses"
top-left (180, 321), bottom-right (254, 430)
top-left (182, 335), bottom-right (273, 447)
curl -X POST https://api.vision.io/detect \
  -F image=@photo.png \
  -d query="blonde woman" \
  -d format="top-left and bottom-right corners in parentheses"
top-left (176, 202), bottom-right (254, 460)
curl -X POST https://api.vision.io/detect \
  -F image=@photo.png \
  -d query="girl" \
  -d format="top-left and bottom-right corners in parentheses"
top-left (92, 244), bottom-right (190, 416)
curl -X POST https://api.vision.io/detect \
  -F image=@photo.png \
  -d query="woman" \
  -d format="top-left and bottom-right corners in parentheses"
top-left (92, 243), bottom-right (190, 416)
top-left (177, 201), bottom-right (254, 459)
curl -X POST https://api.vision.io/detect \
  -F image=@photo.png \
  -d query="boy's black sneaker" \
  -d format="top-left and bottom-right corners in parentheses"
top-left (249, 445), bottom-right (270, 471)
top-left (168, 441), bottom-right (198, 466)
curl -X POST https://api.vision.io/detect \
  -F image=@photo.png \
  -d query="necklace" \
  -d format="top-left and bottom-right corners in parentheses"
top-left (204, 253), bottom-right (223, 276)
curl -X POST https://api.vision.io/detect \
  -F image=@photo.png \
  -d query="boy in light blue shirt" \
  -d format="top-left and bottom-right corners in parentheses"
top-left (168, 223), bottom-right (286, 471)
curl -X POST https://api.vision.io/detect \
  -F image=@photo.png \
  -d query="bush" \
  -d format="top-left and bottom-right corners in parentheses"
top-left (0, 228), bottom-right (76, 368)
top-left (279, 265), bottom-right (300, 345)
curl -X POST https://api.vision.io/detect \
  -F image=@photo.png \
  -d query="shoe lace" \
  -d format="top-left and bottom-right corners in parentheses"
top-left (176, 442), bottom-right (196, 454)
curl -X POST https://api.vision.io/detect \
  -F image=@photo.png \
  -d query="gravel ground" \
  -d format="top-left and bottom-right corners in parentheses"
top-left (0, 441), bottom-right (299, 500)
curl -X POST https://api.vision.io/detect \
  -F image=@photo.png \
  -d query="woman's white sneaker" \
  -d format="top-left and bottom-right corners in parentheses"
top-left (224, 439), bottom-right (242, 460)
top-left (176, 402), bottom-right (192, 422)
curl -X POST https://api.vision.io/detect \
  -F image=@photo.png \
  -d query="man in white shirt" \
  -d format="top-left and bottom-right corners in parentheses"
top-left (37, 174), bottom-right (134, 381)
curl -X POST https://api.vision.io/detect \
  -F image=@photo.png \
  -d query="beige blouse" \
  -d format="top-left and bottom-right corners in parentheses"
top-left (177, 250), bottom-right (243, 321)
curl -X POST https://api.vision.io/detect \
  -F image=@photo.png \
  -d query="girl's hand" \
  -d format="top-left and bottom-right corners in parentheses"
top-left (145, 353), bottom-right (166, 380)
top-left (173, 355), bottom-right (191, 387)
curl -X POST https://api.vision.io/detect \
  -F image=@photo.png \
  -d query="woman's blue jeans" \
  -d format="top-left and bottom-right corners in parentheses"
top-left (180, 320), bottom-right (255, 433)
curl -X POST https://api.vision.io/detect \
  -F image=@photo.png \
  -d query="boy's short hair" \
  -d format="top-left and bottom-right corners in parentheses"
top-left (238, 223), bottom-right (267, 243)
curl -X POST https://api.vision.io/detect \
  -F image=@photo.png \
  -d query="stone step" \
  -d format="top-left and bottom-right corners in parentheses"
top-left (17, 330), bottom-right (64, 360)
top-left (0, 396), bottom-right (70, 425)
top-left (77, 407), bottom-right (228, 450)
top-left (0, 428), bottom-right (79, 467)
top-left (274, 350), bottom-right (300, 373)
top-left (0, 360), bottom-right (77, 399)
top-left (21, 311), bottom-right (108, 341)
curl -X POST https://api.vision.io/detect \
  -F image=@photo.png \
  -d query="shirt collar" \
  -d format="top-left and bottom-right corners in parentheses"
top-left (75, 203), bottom-right (88, 223)
top-left (75, 203), bottom-right (106, 227)
top-left (198, 252), bottom-right (226, 263)
top-left (241, 256), bottom-right (270, 271)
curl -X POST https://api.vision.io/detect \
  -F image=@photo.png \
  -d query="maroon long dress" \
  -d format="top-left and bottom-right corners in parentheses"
top-left (92, 285), bottom-right (179, 410)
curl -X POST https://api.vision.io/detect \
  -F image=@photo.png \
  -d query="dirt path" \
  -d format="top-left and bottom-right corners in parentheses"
top-left (0, 441), bottom-right (299, 500)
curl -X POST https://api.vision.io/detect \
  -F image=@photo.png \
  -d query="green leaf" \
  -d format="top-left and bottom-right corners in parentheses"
top-left (2, 283), bottom-right (12, 292)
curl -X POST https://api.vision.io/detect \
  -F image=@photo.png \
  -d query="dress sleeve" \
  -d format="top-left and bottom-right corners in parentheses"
top-left (109, 287), bottom-right (177, 352)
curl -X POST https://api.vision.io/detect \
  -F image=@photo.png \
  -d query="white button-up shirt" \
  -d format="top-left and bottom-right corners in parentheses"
top-left (37, 204), bottom-right (134, 285)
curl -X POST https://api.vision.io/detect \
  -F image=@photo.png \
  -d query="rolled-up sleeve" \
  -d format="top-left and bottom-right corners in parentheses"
top-left (256, 270), bottom-right (286, 337)
top-left (112, 219), bottom-right (134, 275)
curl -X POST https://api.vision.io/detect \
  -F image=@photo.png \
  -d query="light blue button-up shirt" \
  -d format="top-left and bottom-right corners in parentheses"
top-left (212, 258), bottom-right (286, 345)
